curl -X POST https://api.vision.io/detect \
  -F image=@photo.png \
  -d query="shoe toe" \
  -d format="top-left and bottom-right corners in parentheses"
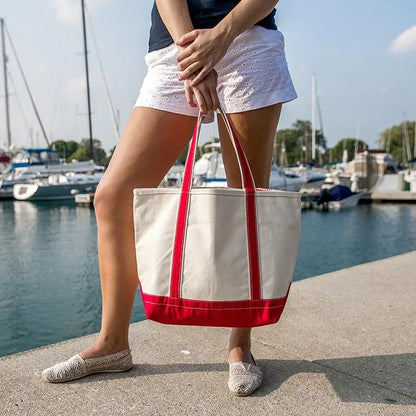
top-left (228, 362), bottom-right (263, 396)
top-left (41, 354), bottom-right (86, 383)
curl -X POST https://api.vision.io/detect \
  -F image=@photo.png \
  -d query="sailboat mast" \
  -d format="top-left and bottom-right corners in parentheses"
top-left (1, 18), bottom-right (11, 148)
top-left (403, 114), bottom-right (411, 162)
top-left (81, 0), bottom-right (94, 160)
top-left (311, 74), bottom-right (316, 163)
top-left (414, 114), bottom-right (416, 158)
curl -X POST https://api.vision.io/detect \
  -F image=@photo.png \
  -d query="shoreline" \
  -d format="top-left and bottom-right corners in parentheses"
top-left (1, 251), bottom-right (415, 415)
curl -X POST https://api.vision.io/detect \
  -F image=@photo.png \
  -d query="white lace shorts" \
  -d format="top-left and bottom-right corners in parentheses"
top-left (134, 25), bottom-right (297, 123)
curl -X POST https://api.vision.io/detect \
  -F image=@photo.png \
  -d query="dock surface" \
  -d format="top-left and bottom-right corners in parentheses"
top-left (1, 251), bottom-right (415, 415)
top-left (361, 191), bottom-right (416, 203)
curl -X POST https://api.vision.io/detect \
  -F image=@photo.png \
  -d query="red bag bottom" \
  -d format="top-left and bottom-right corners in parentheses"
top-left (139, 284), bottom-right (291, 328)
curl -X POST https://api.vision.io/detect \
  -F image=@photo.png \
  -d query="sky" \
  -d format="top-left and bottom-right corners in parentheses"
top-left (1, 0), bottom-right (416, 153)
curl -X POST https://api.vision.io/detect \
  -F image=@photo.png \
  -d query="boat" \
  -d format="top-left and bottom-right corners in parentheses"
top-left (193, 145), bottom-right (227, 187)
top-left (13, 171), bottom-right (102, 201)
top-left (0, 152), bottom-right (10, 173)
top-left (1, 8), bottom-right (110, 202)
top-left (285, 165), bottom-right (326, 189)
top-left (0, 148), bottom-right (104, 199)
top-left (193, 147), bottom-right (304, 191)
top-left (269, 163), bottom-right (305, 191)
top-left (160, 161), bottom-right (185, 188)
top-left (315, 184), bottom-right (362, 211)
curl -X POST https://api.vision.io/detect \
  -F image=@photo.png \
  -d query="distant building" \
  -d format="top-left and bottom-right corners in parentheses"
top-left (356, 150), bottom-right (398, 174)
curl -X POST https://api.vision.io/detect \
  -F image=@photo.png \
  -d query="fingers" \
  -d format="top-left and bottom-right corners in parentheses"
top-left (183, 70), bottom-right (219, 114)
top-left (211, 85), bottom-right (219, 110)
top-left (176, 47), bottom-right (192, 64)
top-left (176, 30), bottom-right (199, 47)
top-left (177, 55), bottom-right (196, 71)
top-left (185, 82), bottom-right (197, 108)
top-left (193, 88), bottom-right (208, 115)
top-left (191, 72), bottom-right (219, 114)
top-left (178, 61), bottom-right (202, 81)
top-left (190, 66), bottom-right (211, 87)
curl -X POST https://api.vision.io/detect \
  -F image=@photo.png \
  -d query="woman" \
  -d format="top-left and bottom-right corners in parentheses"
top-left (42, 0), bottom-right (296, 396)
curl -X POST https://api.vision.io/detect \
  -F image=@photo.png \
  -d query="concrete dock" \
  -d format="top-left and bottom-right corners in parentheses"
top-left (1, 251), bottom-right (415, 415)
top-left (360, 191), bottom-right (416, 203)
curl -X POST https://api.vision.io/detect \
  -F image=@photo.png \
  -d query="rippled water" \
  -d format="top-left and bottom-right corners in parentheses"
top-left (1, 200), bottom-right (415, 357)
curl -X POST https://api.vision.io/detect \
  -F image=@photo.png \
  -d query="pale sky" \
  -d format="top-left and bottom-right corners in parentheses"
top-left (1, 0), bottom-right (416, 153)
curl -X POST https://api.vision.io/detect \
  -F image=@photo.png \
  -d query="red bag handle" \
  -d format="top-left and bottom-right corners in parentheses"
top-left (181, 105), bottom-right (256, 193)
top-left (170, 105), bottom-right (261, 300)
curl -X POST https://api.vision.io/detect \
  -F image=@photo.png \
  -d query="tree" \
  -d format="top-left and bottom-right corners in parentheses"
top-left (380, 120), bottom-right (415, 164)
top-left (51, 140), bottom-right (79, 161)
top-left (79, 138), bottom-right (107, 166)
top-left (67, 147), bottom-right (88, 162)
top-left (275, 120), bottom-right (326, 166)
top-left (102, 145), bottom-right (117, 167)
top-left (329, 138), bottom-right (368, 163)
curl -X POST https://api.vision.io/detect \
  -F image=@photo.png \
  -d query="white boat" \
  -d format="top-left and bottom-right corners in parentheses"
top-left (285, 165), bottom-right (326, 189)
top-left (193, 150), bottom-right (304, 191)
top-left (0, 148), bottom-right (104, 199)
top-left (193, 148), bottom-right (227, 187)
top-left (13, 172), bottom-right (102, 201)
top-left (0, 151), bottom-right (10, 174)
top-left (327, 193), bottom-right (362, 210)
top-left (269, 164), bottom-right (305, 191)
top-left (160, 162), bottom-right (185, 188)
top-left (315, 184), bottom-right (362, 211)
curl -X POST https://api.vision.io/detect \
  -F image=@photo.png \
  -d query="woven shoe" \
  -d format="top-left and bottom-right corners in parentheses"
top-left (41, 348), bottom-right (133, 383)
top-left (228, 354), bottom-right (263, 396)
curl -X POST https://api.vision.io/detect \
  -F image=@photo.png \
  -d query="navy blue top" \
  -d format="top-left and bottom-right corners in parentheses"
top-left (149, 0), bottom-right (277, 52)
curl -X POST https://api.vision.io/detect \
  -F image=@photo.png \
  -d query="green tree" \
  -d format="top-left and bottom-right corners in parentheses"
top-left (329, 138), bottom-right (368, 163)
top-left (275, 120), bottom-right (326, 166)
top-left (67, 147), bottom-right (88, 162)
top-left (51, 140), bottom-right (79, 161)
top-left (380, 120), bottom-right (415, 164)
top-left (102, 145), bottom-right (116, 167)
top-left (79, 138), bottom-right (107, 165)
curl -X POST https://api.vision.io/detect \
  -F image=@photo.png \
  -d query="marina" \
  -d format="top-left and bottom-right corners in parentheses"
top-left (0, 0), bottom-right (416, 412)
top-left (1, 199), bottom-right (416, 357)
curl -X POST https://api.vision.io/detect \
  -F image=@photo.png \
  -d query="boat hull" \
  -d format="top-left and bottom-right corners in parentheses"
top-left (13, 182), bottom-right (99, 201)
top-left (328, 193), bottom-right (362, 210)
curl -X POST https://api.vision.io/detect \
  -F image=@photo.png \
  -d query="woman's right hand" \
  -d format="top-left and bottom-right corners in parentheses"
top-left (184, 68), bottom-right (219, 115)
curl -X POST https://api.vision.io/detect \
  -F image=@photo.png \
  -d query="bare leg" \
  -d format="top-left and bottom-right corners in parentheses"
top-left (81, 107), bottom-right (196, 359)
top-left (218, 103), bottom-right (283, 364)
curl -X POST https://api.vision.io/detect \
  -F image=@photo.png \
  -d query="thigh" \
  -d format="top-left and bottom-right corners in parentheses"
top-left (218, 104), bottom-right (282, 189)
top-left (96, 107), bottom-right (196, 196)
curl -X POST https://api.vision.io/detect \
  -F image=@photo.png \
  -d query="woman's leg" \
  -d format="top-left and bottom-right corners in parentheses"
top-left (81, 107), bottom-right (196, 359)
top-left (217, 103), bottom-right (283, 364)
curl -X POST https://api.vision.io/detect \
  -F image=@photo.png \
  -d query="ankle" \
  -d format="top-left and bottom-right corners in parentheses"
top-left (98, 333), bottom-right (128, 349)
top-left (228, 341), bottom-right (251, 353)
top-left (229, 328), bottom-right (251, 350)
top-left (81, 334), bottom-right (129, 359)
top-left (228, 345), bottom-right (254, 364)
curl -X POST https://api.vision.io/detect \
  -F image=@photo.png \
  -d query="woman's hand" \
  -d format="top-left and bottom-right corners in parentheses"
top-left (184, 67), bottom-right (219, 115)
top-left (176, 28), bottom-right (232, 86)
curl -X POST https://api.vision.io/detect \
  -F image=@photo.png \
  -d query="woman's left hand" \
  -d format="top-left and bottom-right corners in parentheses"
top-left (176, 28), bottom-right (232, 86)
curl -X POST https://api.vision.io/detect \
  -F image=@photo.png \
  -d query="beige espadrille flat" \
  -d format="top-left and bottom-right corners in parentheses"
top-left (41, 348), bottom-right (133, 383)
top-left (228, 354), bottom-right (263, 396)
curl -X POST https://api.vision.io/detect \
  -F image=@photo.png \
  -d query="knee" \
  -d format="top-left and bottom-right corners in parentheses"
top-left (93, 181), bottom-right (132, 220)
top-left (93, 183), bottom-right (114, 218)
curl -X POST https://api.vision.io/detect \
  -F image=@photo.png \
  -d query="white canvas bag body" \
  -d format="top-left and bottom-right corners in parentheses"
top-left (133, 106), bottom-right (301, 327)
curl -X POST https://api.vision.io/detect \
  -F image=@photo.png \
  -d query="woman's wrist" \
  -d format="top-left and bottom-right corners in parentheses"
top-left (215, 0), bottom-right (278, 42)
top-left (215, 17), bottom-right (239, 47)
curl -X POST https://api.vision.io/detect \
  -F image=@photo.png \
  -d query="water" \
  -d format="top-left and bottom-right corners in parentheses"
top-left (1, 200), bottom-right (415, 357)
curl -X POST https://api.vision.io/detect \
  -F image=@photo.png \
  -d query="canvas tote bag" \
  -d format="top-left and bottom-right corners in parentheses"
top-left (133, 105), bottom-right (301, 327)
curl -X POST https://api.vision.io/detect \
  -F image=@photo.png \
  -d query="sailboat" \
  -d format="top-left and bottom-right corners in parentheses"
top-left (1, 3), bottom-right (108, 201)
